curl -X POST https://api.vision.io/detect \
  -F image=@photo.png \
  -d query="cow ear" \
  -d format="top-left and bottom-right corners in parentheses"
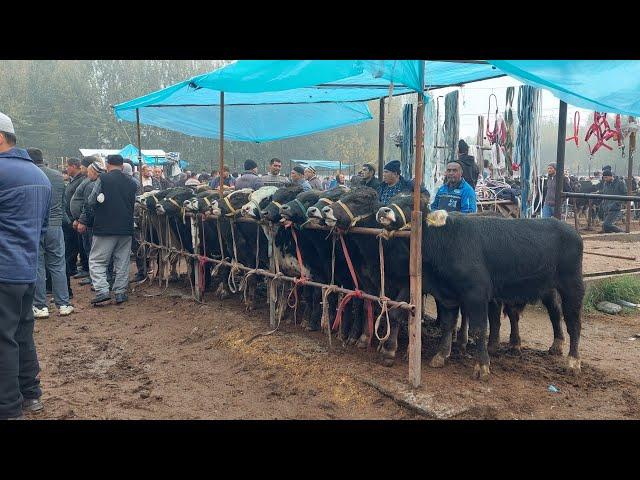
top-left (426, 210), bottom-right (448, 227)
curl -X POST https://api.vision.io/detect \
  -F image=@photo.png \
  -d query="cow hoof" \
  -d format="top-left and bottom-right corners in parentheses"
top-left (567, 356), bottom-right (581, 375)
top-left (346, 336), bottom-right (358, 346)
top-left (507, 345), bottom-right (522, 356)
top-left (382, 357), bottom-right (395, 367)
top-left (429, 353), bottom-right (446, 368)
top-left (548, 339), bottom-right (564, 356)
top-left (218, 290), bottom-right (230, 301)
top-left (473, 363), bottom-right (490, 382)
top-left (356, 334), bottom-right (369, 350)
top-left (305, 324), bottom-right (320, 332)
top-left (487, 342), bottom-right (500, 355)
top-left (168, 274), bottom-right (180, 283)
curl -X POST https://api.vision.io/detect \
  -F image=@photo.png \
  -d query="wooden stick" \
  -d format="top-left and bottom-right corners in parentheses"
top-left (583, 251), bottom-right (637, 261)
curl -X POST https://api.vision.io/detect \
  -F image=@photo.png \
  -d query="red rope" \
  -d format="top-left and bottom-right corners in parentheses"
top-left (331, 232), bottom-right (375, 347)
top-left (565, 111), bottom-right (580, 147)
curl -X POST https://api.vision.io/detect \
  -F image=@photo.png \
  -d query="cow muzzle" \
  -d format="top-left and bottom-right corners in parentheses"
top-left (155, 204), bottom-right (166, 215)
top-left (376, 206), bottom-right (395, 226)
top-left (322, 206), bottom-right (337, 226)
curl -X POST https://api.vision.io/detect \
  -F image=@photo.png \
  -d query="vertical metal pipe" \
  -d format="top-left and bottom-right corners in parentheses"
top-left (554, 100), bottom-right (568, 219)
top-left (136, 108), bottom-right (143, 192)
top-left (409, 60), bottom-right (425, 389)
top-left (626, 116), bottom-right (636, 233)
top-left (219, 92), bottom-right (225, 197)
top-left (378, 97), bottom-right (385, 180)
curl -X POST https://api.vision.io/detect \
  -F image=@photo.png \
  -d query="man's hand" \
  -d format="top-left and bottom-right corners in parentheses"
top-left (73, 220), bottom-right (78, 230)
top-left (76, 223), bottom-right (87, 234)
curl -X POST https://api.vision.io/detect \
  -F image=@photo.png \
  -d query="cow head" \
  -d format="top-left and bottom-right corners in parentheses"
top-left (280, 190), bottom-right (321, 225)
top-left (376, 192), bottom-right (446, 229)
top-left (322, 186), bottom-right (380, 229)
top-left (194, 191), bottom-right (221, 214)
top-left (306, 185), bottom-right (350, 225)
top-left (217, 188), bottom-right (253, 219)
top-left (144, 188), bottom-right (173, 211)
top-left (261, 185), bottom-right (303, 223)
top-left (241, 186), bottom-right (279, 219)
top-left (156, 188), bottom-right (193, 216)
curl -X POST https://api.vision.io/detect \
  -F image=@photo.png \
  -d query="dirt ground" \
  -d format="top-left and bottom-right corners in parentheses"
top-left (30, 265), bottom-right (640, 420)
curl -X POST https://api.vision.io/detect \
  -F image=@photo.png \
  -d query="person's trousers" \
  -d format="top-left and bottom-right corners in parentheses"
top-left (603, 209), bottom-right (623, 233)
top-left (541, 204), bottom-right (555, 218)
top-left (0, 283), bottom-right (41, 419)
top-left (84, 228), bottom-right (114, 282)
top-left (63, 223), bottom-right (84, 276)
top-left (34, 226), bottom-right (70, 309)
top-left (90, 235), bottom-right (132, 296)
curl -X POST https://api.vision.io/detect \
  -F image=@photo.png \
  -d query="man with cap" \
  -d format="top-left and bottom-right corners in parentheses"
top-left (457, 139), bottom-right (480, 189)
top-left (290, 165), bottom-right (312, 191)
top-left (85, 155), bottom-right (137, 305)
top-left (541, 162), bottom-right (572, 218)
top-left (431, 160), bottom-right (477, 213)
top-left (377, 160), bottom-right (413, 205)
top-left (235, 159), bottom-right (264, 190)
top-left (598, 166), bottom-right (628, 233)
top-left (64, 157), bottom-right (90, 281)
top-left (27, 148), bottom-right (74, 319)
top-left (261, 158), bottom-right (290, 188)
top-left (0, 112), bottom-right (51, 419)
top-left (304, 166), bottom-right (323, 190)
top-left (359, 163), bottom-right (381, 190)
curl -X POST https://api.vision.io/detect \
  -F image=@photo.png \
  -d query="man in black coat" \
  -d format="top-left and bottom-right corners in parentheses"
top-left (457, 139), bottom-right (480, 189)
top-left (81, 155), bottom-right (137, 305)
top-left (63, 157), bottom-right (88, 283)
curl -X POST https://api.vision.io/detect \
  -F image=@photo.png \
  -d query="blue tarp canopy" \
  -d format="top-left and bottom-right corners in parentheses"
top-left (291, 160), bottom-right (353, 170)
top-left (113, 60), bottom-right (503, 143)
top-left (118, 144), bottom-right (152, 165)
top-left (489, 60), bottom-right (640, 117)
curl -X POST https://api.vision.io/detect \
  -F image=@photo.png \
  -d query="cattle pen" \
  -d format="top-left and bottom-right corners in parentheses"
top-left (117, 60), bottom-right (640, 390)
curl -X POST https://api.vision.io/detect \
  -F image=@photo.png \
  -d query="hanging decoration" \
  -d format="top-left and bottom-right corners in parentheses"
top-left (443, 90), bottom-right (459, 168)
top-left (514, 85), bottom-right (542, 218)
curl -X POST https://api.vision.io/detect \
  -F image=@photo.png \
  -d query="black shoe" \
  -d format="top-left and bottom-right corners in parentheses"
top-left (79, 278), bottom-right (92, 286)
top-left (133, 273), bottom-right (146, 282)
top-left (91, 292), bottom-right (111, 304)
top-left (73, 271), bottom-right (90, 279)
top-left (23, 398), bottom-right (43, 413)
top-left (3, 414), bottom-right (25, 420)
top-left (115, 293), bottom-right (128, 304)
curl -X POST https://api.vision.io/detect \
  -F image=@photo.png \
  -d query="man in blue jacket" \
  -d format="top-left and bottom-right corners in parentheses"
top-left (431, 160), bottom-right (477, 213)
top-left (0, 112), bottom-right (51, 419)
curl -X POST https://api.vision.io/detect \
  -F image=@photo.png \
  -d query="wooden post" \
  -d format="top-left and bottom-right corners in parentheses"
top-left (136, 108), bottom-right (143, 192)
top-left (409, 60), bottom-right (425, 389)
top-left (554, 100), bottom-right (568, 220)
top-left (378, 97), bottom-right (385, 180)
top-left (268, 226), bottom-right (276, 329)
top-left (190, 215), bottom-right (202, 301)
top-left (219, 92), bottom-right (225, 198)
top-left (476, 116), bottom-right (485, 181)
top-left (626, 117), bottom-right (636, 233)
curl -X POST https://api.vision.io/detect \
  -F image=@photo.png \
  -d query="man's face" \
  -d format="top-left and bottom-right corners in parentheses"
top-left (360, 166), bottom-right (374, 180)
top-left (270, 161), bottom-right (282, 175)
top-left (304, 169), bottom-right (314, 180)
top-left (142, 167), bottom-right (153, 178)
top-left (153, 168), bottom-right (162, 178)
top-left (66, 163), bottom-right (80, 177)
top-left (221, 169), bottom-right (229, 179)
top-left (87, 167), bottom-right (99, 181)
top-left (291, 170), bottom-right (302, 182)
top-left (547, 166), bottom-right (556, 176)
top-left (446, 163), bottom-right (463, 184)
top-left (382, 170), bottom-right (398, 185)
top-left (603, 174), bottom-right (613, 183)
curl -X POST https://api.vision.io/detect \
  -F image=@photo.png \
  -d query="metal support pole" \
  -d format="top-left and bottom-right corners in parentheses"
top-left (136, 109), bottom-right (143, 193)
top-left (219, 92), bottom-right (225, 198)
top-left (190, 215), bottom-right (202, 301)
top-left (626, 117), bottom-right (636, 233)
top-left (378, 97), bottom-right (385, 180)
top-left (409, 61), bottom-right (425, 389)
top-left (268, 227), bottom-right (276, 329)
top-left (554, 100), bottom-right (568, 220)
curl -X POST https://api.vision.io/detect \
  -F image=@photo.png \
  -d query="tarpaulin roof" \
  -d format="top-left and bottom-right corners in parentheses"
top-left (79, 148), bottom-right (166, 157)
top-left (119, 144), bottom-right (152, 165)
top-left (113, 60), bottom-right (503, 143)
top-left (291, 160), bottom-right (354, 170)
top-left (489, 60), bottom-right (640, 117)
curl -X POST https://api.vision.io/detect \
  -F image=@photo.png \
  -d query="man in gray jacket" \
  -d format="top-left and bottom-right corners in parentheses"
top-left (304, 166), bottom-right (323, 190)
top-left (234, 160), bottom-right (263, 190)
top-left (28, 148), bottom-right (73, 319)
top-left (598, 167), bottom-right (628, 233)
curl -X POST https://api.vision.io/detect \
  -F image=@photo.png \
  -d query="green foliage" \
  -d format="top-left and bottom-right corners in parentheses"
top-left (584, 275), bottom-right (640, 314)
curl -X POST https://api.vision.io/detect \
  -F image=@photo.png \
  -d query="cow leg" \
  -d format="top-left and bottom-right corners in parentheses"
top-left (430, 304), bottom-right (459, 368)
top-left (305, 288), bottom-right (323, 332)
top-left (558, 281), bottom-right (584, 374)
top-left (504, 303), bottom-right (525, 355)
top-left (455, 307), bottom-right (469, 354)
top-left (169, 257), bottom-right (179, 282)
top-left (487, 300), bottom-right (502, 355)
top-left (466, 299), bottom-right (490, 381)
top-left (542, 290), bottom-right (564, 356)
top-left (349, 298), bottom-right (365, 346)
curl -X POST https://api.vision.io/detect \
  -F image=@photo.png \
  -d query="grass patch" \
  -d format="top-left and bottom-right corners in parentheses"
top-left (584, 275), bottom-right (640, 314)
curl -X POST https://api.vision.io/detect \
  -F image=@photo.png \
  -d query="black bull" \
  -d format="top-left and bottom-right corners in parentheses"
top-left (372, 191), bottom-right (584, 380)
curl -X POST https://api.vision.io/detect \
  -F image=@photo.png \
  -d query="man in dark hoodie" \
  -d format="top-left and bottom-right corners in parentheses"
top-left (457, 139), bottom-right (480, 190)
top-left (0, 112), bottom-right (51, 419)
top-left (63, 157), bottom-right (88, 284)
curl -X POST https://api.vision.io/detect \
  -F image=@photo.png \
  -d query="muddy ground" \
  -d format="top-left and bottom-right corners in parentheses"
top-left (29, 265), bottom-right (640, 420)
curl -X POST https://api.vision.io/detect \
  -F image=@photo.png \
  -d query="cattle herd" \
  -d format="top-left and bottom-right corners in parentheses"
top-left (137, 182), bottom-right (585, 382)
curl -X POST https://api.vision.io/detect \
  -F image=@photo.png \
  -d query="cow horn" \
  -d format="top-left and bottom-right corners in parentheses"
top-left (426, 210), bottom-right (448, 227)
